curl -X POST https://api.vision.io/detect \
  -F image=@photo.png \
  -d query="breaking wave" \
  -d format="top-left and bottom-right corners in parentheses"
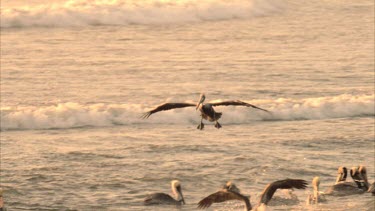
top-left (1, 0), bottom-right (284, 28)
top-left (1, 94), bottom-right (373, 131)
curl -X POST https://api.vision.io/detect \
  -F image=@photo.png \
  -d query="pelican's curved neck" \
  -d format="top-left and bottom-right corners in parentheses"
top-left (172, 185), bottom-right (179, 199)
top-left (196, 94), bottom-right (206, 109)
top-left (335, 167), bottom-right (347, 184)
top-left (312, 177), bottom-right (320, 203)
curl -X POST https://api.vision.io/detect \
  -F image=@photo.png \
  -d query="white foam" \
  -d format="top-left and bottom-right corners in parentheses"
top-left (1, 0), bottom-right (285, 28)
top-left (1, 94), bottom-right (373, 131)
top-left (265, 94), bottom-right (374, 121)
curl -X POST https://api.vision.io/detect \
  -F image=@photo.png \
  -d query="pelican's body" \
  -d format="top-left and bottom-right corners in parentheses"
top-left (196, 102), bottom-right (223, 129)
top-left (142, 94), bottom-right (270, 130)
top-left (325, 182), bottom-right (365, 196)
top-left (198, 103), bottom-right (222, 122)
top-left (197, 179), bottom-right (307, 211)
top-left (144, 180), bottom-right (185, 206)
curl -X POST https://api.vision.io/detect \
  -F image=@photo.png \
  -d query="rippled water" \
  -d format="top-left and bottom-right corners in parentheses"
top-left (1, 0), bottom-right (374, 210)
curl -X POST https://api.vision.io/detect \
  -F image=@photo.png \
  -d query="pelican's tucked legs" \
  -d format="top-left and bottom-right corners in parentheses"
top-left (197, 118), bottom-right (204, 130)
top-left (214, 121), bottom-right (222, 129)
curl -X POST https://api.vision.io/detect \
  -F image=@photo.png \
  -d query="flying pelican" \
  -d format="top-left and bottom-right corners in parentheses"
top-left (142, 94), bottom-right (270, 130)
top-left (144, 180), bottom-right (185, 205)
top-left (197, 179), bottom-right (307, 210)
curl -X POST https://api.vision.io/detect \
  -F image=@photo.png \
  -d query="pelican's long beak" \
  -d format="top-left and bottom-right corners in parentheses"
top-left (196, 102), bottom-right (201, 110)
top-left (196, 95), bottom-right (205, 110)
top-left (177, 186), bottom-right (185, 204)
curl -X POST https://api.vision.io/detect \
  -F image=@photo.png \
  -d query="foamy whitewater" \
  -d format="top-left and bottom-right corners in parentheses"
top-left (1, 0), bottom-right (374, 210)
top-left (1, 94), bottom-right (374, 130)
top-left (1, 0), bottom-right (284, 27)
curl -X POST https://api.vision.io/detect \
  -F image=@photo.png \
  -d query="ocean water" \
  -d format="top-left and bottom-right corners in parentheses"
top-left (1, 0), bottom-right (374, 210)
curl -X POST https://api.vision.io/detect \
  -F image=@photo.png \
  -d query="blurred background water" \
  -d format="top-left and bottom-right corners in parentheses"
top-left (1, 0), bottom-right (374, 210)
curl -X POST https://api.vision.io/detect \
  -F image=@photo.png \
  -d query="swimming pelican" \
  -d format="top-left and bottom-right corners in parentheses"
top-left (351, 165), bottom-right (369, 190)
top-left (307, 165), bottom-right (368, 200)
top-left (335, 166), bottom-right (348, 184)
top-left (352, 165), bottom-right (375, 195)
top-left (142, 94), bottom-right (270, 130)
top-left (144, 180), bottom-right (185, 205)
top-left (197, 179), bottom-right (307, 210)
top-left (325, 165), bottom-right (369, 195)
top-left (306, 177), bottom-right (327, 205)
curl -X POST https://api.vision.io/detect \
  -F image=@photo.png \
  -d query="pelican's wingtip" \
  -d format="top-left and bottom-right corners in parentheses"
top-left (297, 179), bottom-right (308, 189)
top-left (141, 112), bottom-right (151, 119)
top-left (197, 203), bottom-right (209, 209)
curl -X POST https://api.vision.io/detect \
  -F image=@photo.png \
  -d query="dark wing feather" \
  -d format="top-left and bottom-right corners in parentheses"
top-left (144, 193), bottom-right (178, 205)
top-left (259, 179), bottom-right (307, 205)
top-left (197, 190), bottom-right (250, 209)
top-left (142, 103), bottom-right (196, 118)
top-left (350, 168), bottom-right (366, 189)
top-left (210, 100), bottom-right (270, 113)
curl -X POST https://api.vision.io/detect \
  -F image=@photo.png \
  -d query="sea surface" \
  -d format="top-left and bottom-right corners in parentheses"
top-left (1, 0), bottom-right (374, 210)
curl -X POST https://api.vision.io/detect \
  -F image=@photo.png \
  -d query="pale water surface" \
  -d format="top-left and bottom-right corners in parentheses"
top-left (1, 0), bottom-right (374, 210)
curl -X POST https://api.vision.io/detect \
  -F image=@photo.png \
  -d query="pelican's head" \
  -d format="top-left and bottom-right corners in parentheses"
top-left (171, 180), bottom-right (185, 204)
top-left (350, 166), bottom-right (359, 177)
top-left (196, 93), bottom-right (206, 110)
top-left (223, 181), bottom-right (241, 193)
top-left (312, 177), bottom-right (320, 192)
top-left (336, 166), bottom-right (347, 183)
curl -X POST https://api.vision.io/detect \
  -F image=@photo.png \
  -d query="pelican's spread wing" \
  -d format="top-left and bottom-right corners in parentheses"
top-left (210, 100), bottom-right (270, 113)
top-left (142, 103), bottom-right (196, 118)
top-left (197, 190), bottom-right (250, 209)
top-left (259, 179), bottom-right (307, 205)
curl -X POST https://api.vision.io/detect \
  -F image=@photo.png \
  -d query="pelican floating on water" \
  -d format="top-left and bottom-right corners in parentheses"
top-left (325, 165), bottom-right (369, 195)
top-left (142, 94), bottom-right (270, 130)
top-left (144, 180), bottom-right (185, 206)
top-left (307, 165), bottom-right (369, 203)
top-left (306, 176), bottom-right (327, 205)
top-left (197, 179), bottom-right (307, 210)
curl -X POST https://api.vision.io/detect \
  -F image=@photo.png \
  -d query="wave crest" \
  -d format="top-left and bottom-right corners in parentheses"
top-left (1, 94), bottom-right (374, 131)
top-left (1, 0), bottom-right (284, 28)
